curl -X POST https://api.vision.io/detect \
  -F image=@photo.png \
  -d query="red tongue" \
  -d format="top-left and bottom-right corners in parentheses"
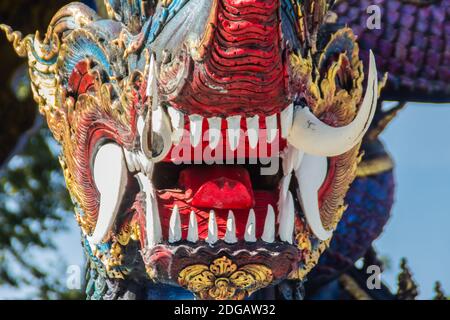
top-left (179, 166), bottom-right (255, 210)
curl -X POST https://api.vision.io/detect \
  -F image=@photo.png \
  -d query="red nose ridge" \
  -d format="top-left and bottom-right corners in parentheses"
top-left (179, 166), bottom-right (255, 209)
top-left (166, 0), bottom-right (288, 116)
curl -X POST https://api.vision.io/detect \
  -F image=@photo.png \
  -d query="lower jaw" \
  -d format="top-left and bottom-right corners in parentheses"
top-left (139, 166), bottom-right (307, 298)
top-left (156, 190), bottom-right (279, 240)
top-left (140, 241), bottom-right (302, 299)
top-left (129, 144), bottom-right (331, 298)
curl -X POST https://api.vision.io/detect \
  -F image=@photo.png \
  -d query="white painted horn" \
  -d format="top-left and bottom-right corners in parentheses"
top-left (288, 50), bottom-right (378, 157)
top-left (88, 143), bottom-right (128, 245)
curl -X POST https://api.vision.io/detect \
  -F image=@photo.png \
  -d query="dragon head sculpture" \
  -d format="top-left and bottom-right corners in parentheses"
top-left (1, 0), bottom-right (379, 300)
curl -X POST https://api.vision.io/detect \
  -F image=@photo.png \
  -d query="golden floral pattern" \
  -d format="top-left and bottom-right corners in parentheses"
top-left (178, 256), bottom-right (273, 300)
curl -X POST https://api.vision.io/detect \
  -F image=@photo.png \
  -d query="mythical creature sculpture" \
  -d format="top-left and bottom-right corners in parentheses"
top-left (1, 0), bottom-right (448, 300)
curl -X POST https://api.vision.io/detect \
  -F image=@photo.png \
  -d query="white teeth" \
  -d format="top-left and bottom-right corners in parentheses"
top-left (142, 54), bottom-right (172, 162)
top-left (123, 149), bottom-right (153, 176)
top-left (278, 147), bottom-right (300, 224)
top-left (282, 146), bottom-right (304, 175)
top-left (281, 104), bottom-right (294, 139)
top-left (279, 191), bottom-right (295, 244)
top-left (137, 115), bottom-right (148, 162)
top-left (137, 151), bottom-right (153, 175)
top-left (280, 174), bottom-right (292, 207)
top-left (169, 205), bottom-right (182, 243)
top-left (227, 115), bottom-right (241, 151)
top-left (187, 211), bottom-right (198, 243)
top-left (206, 210), bottom-right (218, 245)
top-left (167, 106), bottom-right (185, 145)
top-left (207, 117), bottom-right (222, 150)
top-left (137, 115), bottom-right (146, 139)
top-left (265, 113), bottom-right (278, 143)
top-left (262, 205), bottom-right (275, 243)
top-left (244, 209), bottom-right (257, 242)
top-left (246, 115), bottom-right (259, 149)
top-left (170, 108), bottom-right (294, 152)
top-left (224, 210), bottom-right (238, 244)
top-left (146, 53), bottom-right (157, 99)
top-left (123, 149), bottom-right (137, 172)
top-left (136, 172), bottom-right (162, 247)
top-left (295, 154), bottom-right (333, 241)
top-left (88, 143), bottom-right (128, 245)
top-left (189, 114), bottom-right (203, 148)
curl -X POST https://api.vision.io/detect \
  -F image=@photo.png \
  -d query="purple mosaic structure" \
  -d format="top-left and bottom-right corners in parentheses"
top-left (337, 0), bottom-right (450, 102)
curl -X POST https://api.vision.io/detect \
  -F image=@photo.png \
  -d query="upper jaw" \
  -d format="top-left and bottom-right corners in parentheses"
top-left (87, 50), bottom-right (379, 249)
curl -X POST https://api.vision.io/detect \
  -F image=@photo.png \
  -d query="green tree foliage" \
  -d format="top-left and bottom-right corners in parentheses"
top-left (0, 124), bottom-right (84, 299)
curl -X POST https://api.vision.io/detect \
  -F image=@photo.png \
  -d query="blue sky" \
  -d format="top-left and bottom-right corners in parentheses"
top-left (1, 102), bottom-right (449, 299)
top-left (374, 102), bottom-right (450, 299)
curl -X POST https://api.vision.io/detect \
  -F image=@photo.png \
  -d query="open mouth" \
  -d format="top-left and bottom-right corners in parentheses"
top-left (116, 104), bottom-right (339, 287)
top-left (154, 163), bottom-right (282, 243)
top-left (84, 98), bottom-right (342, 290)
top-left (135, 103), bottom-right (334, 247)
top-left (146, 105), bottom-right (297, 245)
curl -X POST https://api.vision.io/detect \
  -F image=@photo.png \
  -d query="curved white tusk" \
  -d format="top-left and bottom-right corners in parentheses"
top-left (295, 154), bottom-right (333, 241)
top-left (288, 50), bottom-right (378, 157)
top-left (88, 143), bottom-right (128, 245)
top-left (136, 173), bottom-right (162, 247)
top-left (141, 53), bottom-right (173, 162)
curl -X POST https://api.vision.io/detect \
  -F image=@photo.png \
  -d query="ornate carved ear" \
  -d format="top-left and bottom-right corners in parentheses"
top-left (290, 26), bottom-right (366, 122)
top-left (0, 3), bottom-right (100, 141)
top-left (314, 28), bottom-right (364, 118)
top-left (0, 2), bottom-right (140, 242)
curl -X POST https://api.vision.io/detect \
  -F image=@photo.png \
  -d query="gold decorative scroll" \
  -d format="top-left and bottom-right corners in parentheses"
top-left (178, 256), bottom-right (273, 300)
